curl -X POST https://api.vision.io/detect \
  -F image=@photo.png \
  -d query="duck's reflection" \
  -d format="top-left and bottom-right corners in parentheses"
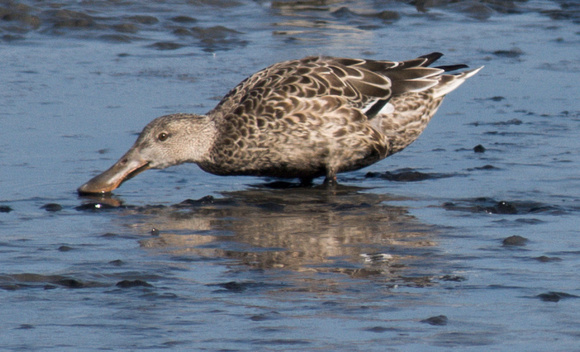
top-left (119, 186), bottom-right (441, 285)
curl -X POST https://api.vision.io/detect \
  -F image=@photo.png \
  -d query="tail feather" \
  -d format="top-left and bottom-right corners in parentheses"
top-left (432, 66), bottom-right (484, 98)
top-left (373, 61), bottom-right (483, 156)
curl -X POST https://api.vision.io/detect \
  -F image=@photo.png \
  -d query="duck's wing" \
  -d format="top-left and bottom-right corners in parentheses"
top-left (202, 55), bottom-right (455, 178)
top-left (207, 54), bottom-right (447, 121)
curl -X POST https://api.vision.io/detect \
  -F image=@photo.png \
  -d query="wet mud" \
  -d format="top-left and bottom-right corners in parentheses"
top-left (2, 0), bottom-right (580, 351)
top-left (2, 1), bottom-right (579, 48)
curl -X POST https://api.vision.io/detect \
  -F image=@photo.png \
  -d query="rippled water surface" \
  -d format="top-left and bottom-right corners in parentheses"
top-left (1, 0), bottom-right (580, 350)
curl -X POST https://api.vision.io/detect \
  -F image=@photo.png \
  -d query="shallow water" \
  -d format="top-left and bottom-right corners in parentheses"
top-left (1, 0), bottom-right (580, 350)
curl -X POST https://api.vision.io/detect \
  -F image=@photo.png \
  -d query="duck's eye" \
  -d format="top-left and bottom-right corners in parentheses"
top-left (157, 132), bottom-right (169, 142)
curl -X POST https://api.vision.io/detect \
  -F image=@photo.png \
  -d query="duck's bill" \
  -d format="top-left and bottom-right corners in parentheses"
top-left (77, 151), bottom-right (151, 195)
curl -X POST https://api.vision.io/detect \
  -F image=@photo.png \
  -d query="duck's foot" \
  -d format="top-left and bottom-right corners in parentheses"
top-left (323, 175), bottom-right (338, 188)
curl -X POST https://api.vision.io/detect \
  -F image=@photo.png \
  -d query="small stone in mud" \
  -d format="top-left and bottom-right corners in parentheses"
top-left (421, 315), bottom-right (448, 326)
top-left (41, 203), bottom-right (62, 212)
top-left (331, 7), bottom-right (357, 19)
top-left (58, 245), bottom-right (74, 252)
top-left (473, 144), bottom-right (486, 153)
top-left (149, 41), bottom-right (184, 50)
top-left (116, 279), bottom-right (153, 288)
top-left (364, 326), bottom-right (391, 333)
top-left (495, 201), bottom-right (518, 214)
top-left (1, 284), bottom-right (21, 291)
top-left (175, 195), bottom-right (215, 207)
top-left (486, 201), bottom-right (517, 214)
top-left (536, 291), bottom-right (578, 302)
top-left (442, 202), bottom-right (456, 209)
top-left (502, 235), bottom-right (528, 246)
top-left (476, 164), bottom-right (497, 170)
top-left (173, 27), bottom-right (192, 36)
top-left (0, 205), bottom-right (13, 213)
top-left (493, 47), bottom-right (524, 58)
top-left (57, 278), bottom-right (85, 288)
top-left (218, 281), bottom-right (247, 293)
top-left (534, 256), bottom-right (562, 263)
top-left (494, 118), bottom-right (522, 126)
top-left (171, 15), bottom-right (197, 23)
top-left (17, 324), bottom-right (35, 330)
top-left (439, 275), bottom-right (467, 282)
top-left (250, 312), bottom-right (280, 321)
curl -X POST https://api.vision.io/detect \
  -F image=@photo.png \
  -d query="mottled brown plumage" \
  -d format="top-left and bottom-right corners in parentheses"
top-left (78, 53), bottom-right (482, 194)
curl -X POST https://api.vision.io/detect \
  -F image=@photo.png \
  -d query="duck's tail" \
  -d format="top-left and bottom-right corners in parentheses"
top-left (373, 56), bottom-right (483, 156)
top-left (431, 65), bottom-right (484, 98)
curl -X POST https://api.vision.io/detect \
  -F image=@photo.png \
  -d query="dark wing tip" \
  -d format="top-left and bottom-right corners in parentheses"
top-left (435, 64), bottom-right (470, 72)
top-left (418, 52), bottom-right (444, 66)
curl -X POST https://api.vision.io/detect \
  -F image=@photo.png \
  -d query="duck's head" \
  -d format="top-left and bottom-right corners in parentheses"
top-left (78, 113), bottom-right (215, 195)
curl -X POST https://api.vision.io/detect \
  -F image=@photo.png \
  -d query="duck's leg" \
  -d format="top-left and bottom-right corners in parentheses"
top-left (323, 168), bottom-right (338, 187)
top-left (299, 177), bottom-right (314, 187)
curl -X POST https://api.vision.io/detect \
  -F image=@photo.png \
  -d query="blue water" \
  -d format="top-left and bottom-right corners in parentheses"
top-left (1, 1), bottom-right (579, 351)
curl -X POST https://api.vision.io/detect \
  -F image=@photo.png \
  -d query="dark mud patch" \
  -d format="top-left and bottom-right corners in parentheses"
top-left (491, 47), bottom-right (525, 59)
top-left (4, 0), bottom-right (576, 51)
top-left (502, 235), bottom-right (528, 247)
top-left (534, 291), bottom-right (579, 302)
top-left (533, 255), bottom-right (562, 263)
top-left (0, 205), bottom-right (13, 213)
top-left (41, 203), bottom-right (62, 212)
top-left (0, 273), bottom-right (105, 290)
top-left (0, 272), bottom-right (166, 291)
top-left (473, 144), bottom-right (486, 153)
top-left (421, 315), bottom-right (448, 326)
top-left (442, 198), bottom-right (566, 216)
top-left (366, 168), bottom-right (456, 182)
top-left (168, 24), bottom-right (248, 51)
top-left (466, 164), bottom-right (500, 171)
top-left (148, 41), bottom-right (185, 51)
top-left (363, 326), bottom-right (393, 333)
top-left (469, 118), bottom-right (524, 127)
top-left (210, 281), bottom-right (286, 294)
top-left (438, 275), bottom-right (467, 282)
top-left (330, 6), bottom-right (401, 25)
top-left (116, 279), bottom-right (153, 288)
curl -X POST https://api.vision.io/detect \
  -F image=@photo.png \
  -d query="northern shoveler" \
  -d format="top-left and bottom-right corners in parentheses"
top-left (78, 53), bottom-right (482, 194)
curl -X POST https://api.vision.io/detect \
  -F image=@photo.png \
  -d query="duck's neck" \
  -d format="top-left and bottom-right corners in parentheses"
top-left (177, 114), bottom-right (218, 166)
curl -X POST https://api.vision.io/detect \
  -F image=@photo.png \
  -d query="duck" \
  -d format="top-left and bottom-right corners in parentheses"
top-left (78, 53), bottom-right (482, 194)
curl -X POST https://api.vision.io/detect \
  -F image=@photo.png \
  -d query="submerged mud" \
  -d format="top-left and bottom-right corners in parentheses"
top-left (2, 1), bottom-right (578, 48)
top-left (1, 0), bottom-right (580, 351)
top-left (131, 188), bottom-right (441, 284)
